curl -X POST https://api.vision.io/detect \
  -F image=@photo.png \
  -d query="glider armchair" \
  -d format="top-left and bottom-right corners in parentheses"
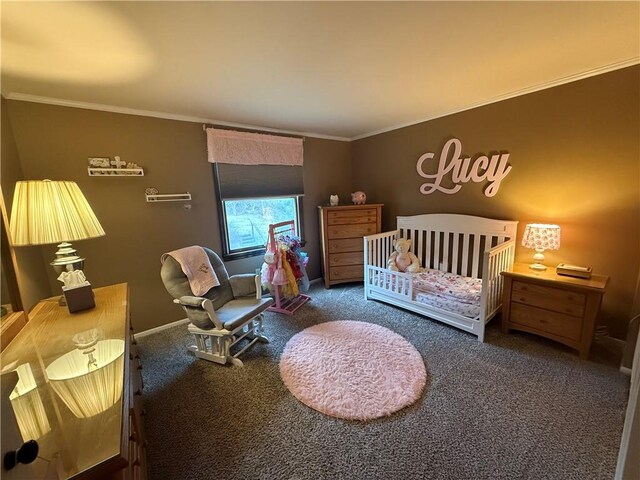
top-left (161, 247), bottom-right (273, 366)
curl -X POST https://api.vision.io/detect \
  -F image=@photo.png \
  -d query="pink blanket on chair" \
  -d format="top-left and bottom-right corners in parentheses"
top-left (161, 246), bottom-right (220, 296)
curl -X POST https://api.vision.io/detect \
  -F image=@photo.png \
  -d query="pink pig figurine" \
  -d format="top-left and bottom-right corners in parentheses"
top-left (351, 191), bottom-right (366, 205)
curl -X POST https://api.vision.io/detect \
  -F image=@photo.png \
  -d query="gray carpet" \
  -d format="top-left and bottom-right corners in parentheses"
top-left (138, 283), bottom-right (629, 480)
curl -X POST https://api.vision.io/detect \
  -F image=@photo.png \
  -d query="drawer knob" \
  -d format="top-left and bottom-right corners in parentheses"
top-left (135, 389), bottom-right (143, 396)
top-left (129, 432), bottom-right (137, 442)
top-left (519, 297), bottom-right (526, 302)
top-left (3, 440), bottom-right (39, 471)
top-left (539, 319), bottom-right (547, 324)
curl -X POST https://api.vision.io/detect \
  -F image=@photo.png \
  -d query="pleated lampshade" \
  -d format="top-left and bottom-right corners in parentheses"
top-left (9, 180), bottom-right (105, 246)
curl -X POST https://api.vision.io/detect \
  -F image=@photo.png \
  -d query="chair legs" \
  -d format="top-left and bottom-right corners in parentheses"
top-left (187, 314), bottom-right (269, 366)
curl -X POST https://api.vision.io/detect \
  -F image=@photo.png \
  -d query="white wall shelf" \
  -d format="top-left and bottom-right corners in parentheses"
top-left (88, 167), bottom-right (144, 177)
top-left (145, 190), bottom-right (191, 203)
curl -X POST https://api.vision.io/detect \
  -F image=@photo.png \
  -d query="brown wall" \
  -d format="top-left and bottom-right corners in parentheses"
top-left (1, 98), bottom-right (51, 312)
top-left (352, 66), bottom-right (640, 339)
top-left (4, 101), bottom-right (351, 332)
top-left (4, 66), bottom-right (638, 338)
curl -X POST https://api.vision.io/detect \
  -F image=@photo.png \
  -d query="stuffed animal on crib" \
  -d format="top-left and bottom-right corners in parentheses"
top-left (388, 238), bottom-right (420, 273)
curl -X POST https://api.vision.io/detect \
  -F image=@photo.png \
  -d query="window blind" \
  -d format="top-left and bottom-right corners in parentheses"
top-left (215, 163), bottom-right (304, 200)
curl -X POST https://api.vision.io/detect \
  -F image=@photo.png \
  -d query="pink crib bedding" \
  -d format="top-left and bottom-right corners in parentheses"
top-left (373, 268), bottom-right (482, 318)
top-left (411, 269), bottom-right (482, 305)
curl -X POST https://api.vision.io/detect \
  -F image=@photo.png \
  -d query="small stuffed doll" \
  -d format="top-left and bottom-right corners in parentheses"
top-left (388, 238), bottom-right (421, 273)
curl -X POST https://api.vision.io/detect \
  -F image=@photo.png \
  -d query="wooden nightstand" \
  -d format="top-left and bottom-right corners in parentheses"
top-left (501, 263), bottom-right (609, 359)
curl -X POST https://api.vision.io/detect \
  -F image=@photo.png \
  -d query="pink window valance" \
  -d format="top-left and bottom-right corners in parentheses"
top-left (206, 127), bottom-right (303, 166)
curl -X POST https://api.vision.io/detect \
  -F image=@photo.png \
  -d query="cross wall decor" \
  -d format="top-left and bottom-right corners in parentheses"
top-left (416, 138), bottom-right (512, 197)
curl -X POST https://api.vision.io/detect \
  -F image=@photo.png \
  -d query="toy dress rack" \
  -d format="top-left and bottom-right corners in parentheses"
top-left (264, 221), bottom-right (310, 315)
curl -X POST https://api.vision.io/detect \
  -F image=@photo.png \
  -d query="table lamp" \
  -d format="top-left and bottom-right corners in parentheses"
top-left (521, 223), bottom-right (561, 270)
top-left (9, 180), bottom-right (105, 296)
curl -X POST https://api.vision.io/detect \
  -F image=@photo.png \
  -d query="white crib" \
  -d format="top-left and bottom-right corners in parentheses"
top-left (364, 214), bottom-right (518, 341)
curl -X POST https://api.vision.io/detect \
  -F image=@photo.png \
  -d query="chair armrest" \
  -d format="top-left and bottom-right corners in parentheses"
top-left (174, 296), bottom-right (207, 308)
top-left (174, 297), bottom-right (224, 330)
top-left (229, 274), bottom-right (260, 299)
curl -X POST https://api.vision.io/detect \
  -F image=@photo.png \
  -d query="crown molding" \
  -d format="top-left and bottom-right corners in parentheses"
top-left (1, 93), bottom-right (351, 142)
top-left (350, 57), bottom-right (640, 141)
top-left (4, 58), bottom-right (637, 143)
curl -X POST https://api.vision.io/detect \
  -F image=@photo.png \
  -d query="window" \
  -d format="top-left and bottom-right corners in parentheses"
top-left (213, 163), bottom-right (304, 260)
top-left (221, 196), bottom-right (302, 257)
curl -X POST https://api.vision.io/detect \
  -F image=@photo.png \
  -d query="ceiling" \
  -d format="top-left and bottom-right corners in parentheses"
top-left (2, 1), bottom-right (639, 140)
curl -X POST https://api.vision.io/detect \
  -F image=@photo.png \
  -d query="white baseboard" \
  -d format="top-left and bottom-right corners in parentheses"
top-left (135, 318), bottom-right (190, 339)
top-left (620, 365), bottom-right (632, 376)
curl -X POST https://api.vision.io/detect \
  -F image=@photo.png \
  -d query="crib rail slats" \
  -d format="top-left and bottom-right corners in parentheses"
top-left (451, 233), bottom-right (460, 275)
top-left (461, 234), bottom-right (470, 277)
top-left (471, 235), bottom-right (481, 277)
top-left (416, 229), bottom-right (424, 265)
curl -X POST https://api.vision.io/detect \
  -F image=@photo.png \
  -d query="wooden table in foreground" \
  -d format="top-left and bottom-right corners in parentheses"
top-left (501, 263), bottom-right (609, 360)
top-left (0, 283), bottom-right (146, 480)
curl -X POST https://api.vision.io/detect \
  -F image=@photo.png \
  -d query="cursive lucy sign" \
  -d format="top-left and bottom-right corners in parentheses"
top-left (416, 138), bottom-right (512, 197)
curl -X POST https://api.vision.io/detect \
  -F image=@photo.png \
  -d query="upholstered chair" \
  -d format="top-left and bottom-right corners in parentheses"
top-left (161, 247), bottom-right (273, 366)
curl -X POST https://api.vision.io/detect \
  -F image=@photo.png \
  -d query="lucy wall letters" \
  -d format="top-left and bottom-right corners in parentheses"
top-left (416, 138), bottom-right (512, 197)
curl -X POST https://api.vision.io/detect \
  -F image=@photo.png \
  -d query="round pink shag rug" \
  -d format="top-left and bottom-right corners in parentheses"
top-left (279, 321), bottom-right (427, 421)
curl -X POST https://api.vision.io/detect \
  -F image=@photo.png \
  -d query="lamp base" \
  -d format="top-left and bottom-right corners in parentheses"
top-left (529, 249), bottom-right (547, 271)
top-left (529, 263), bottom-right (547, 271)
top-left (51, 242), bottom-right (85, 308)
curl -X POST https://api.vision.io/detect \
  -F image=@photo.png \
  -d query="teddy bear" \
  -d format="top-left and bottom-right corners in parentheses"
top-left (387, 238), bottom-right (421, 273)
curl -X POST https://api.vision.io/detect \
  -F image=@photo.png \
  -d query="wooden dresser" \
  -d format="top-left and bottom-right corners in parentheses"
top-left (0, 284), bottom-right (146, 480)
top-left (501, 263), bottom-right (608, 359)
top-left (318, 204), bottom-right (383, 288)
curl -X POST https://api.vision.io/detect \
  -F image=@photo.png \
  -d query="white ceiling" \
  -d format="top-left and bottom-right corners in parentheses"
top-left (2, 1), bottom-right (639, 140)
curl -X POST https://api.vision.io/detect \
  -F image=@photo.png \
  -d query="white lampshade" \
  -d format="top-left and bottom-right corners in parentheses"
top-left (521, 223), bottom-right (561, 270)
top-left (9, 364), bottom-right (51, 441)
top-left (46, 339), bottom-right (125, 419)
top-left (9, 180), bottom-right (105, 246)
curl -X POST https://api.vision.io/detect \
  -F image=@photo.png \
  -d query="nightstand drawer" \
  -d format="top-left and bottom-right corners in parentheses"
top-left (327, 223), bottom-right (377, 240)
top-left (328, 238), bottom-right (364, 253)
top-left (330, 265), bottom-right (363, 280)
top-left (511, 303), bottom-right (582, 341)
top-left (512, 281), bottom-right (585, 317)
top-left (327, 209), bottom-right (377, 225)
top-left (329, 251), bottom-right (363, 267)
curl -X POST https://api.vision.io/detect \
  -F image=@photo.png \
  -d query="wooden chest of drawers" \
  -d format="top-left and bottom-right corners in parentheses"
top-left (319, 204), bottom-right (383, 288)
top-left (0, 284), bottom-right (147, 480)
top-left (501, 263), bottom-right (608, 359)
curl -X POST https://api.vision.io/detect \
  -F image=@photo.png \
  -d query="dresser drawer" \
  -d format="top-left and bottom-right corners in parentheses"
top-left (327, 209), bottom-right (377, 225)
top-left (327, 223), bottom-right (377, 240)
top-left (329, 238), bottom-right (364, 253)
top-left (511, 303), bottom-right (582, 341)
top-left (512, 281), bottom-right (585, 317)
top-left (330, 265), bottom-right (363, 281)
top-left (329, 251), bottom-right (363, 267)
